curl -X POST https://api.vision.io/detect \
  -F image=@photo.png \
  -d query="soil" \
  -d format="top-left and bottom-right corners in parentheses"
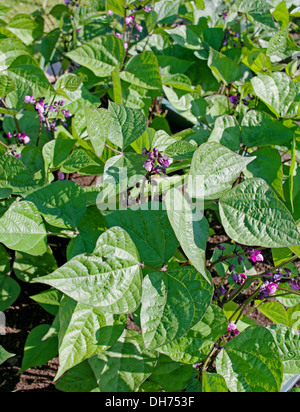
top-left (0, 178), bottom-right (298, 392)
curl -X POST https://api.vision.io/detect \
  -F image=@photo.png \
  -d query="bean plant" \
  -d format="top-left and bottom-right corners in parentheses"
top-left (0, 0), bottom-right (300, 393)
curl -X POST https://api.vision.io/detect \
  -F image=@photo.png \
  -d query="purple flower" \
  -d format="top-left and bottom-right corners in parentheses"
top-left (227, 322), bottom-right (239, 335)
top-left (136, 24), bottom-right (143, 33)
top-left (125, 15), bottom-right (134, 25)
top-left (124, 42), bottom-right (129, 51)
top-left (229, 264), bottom-right (236, 272)
top-left (62, 109), bottom-right (71, 118)
top-left (7, 132), bottom-right (12, 138)
top-left (217, 244), bottom-right (226, 251)
top-left (115, 32), bottom-right (121, 38)
top-left (267, 283), bottom-right (279, 295)
top-left (58, 171), bottom-right (65, 181)
top-left (229, 95), bottom-right (239, 105)
top-left (24, 95), bottom-right (36, 104)
top-left (144, 6), bottom-right (151, 13)
top-left (107, 9), bottom-right (113, 16)
top-left (238, 256), bottom-right (244, 265)
top-left (158, 155), bottom-right (172, 168)
top-left (36, 101), bottom-right (45, 115)
top-left (289, 278), bottom-right (300, 291)
top-left (232, 273), bottom-right (247, 286)
top-left (143, 160), bottom-right (154, 172)
top-left (273, 273), bottom-right (283, 282)
top-left (250, 250), bottom-right (264, 263)
top-left (258, 290), bottom-right (269, 300)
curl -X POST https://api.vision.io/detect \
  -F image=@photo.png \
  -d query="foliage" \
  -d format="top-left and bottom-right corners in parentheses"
top-left (0, 0), bottom-right (300, 393)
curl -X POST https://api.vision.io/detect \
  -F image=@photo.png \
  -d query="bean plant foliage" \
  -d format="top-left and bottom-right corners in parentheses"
top-left (0, 0), bottom-right (300, 393)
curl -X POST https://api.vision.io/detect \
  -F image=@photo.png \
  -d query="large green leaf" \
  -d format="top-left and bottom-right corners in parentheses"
top-left (106, 102), bottom-right (148, 149)
top-left (35, 227), bottom-right (143, 314)
top-left (166, 188), bottom-right (211, 282)
top-left (141, 267), bottom-right (213, 350)
top-left (26, 181), bottom-right (86, 230)
top-left (66, 35), bottom-right (125, 77)
top-left (157, 304), bottom-right (227, 364)
top-left (189, 143), bottom-right (255, 200)
top-left (56, 296), bottom-right (126, 380)
top-left (241, 110), bottom-right (294, 147)
top-left (251, 72), bottom-right (297, 118)
top-left (216, 325), bottom-right (283, 392)
top-left (106, 202), bottom-right (178, 267)
top-left (89, 330), bottom-right (158, 392)
top-left (208, 47), bottom-right (242, 85)
top-left (219, 178), bottom-right (300, 247)
top-left (120, 51), bottom-right (162, 91)
top-left (0, 201), bottom-right (47, 255)
top-left (269, 325), bottom-right (300, 387)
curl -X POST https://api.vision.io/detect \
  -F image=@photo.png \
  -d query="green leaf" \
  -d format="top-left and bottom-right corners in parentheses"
top-left (0, 243), bottom-right (10, 274)
top-left (208, 47), bottom-right (242, 85)
top-left (20, 324), bottom-right (58, 373)
top-left (148, 354), bottom-right (193, 392)
top-left (107, 101), bottom-right (148, 149)
top-left (6, 14), bottom-right (43, 45)
top-left (0, 201), bottom-right (47, 256)
top-left (13, 247), bottom-right (57, 283)
top-left (189, 142), bottom-right (255, 200)
top-left (0, 345), bottom-right (14, 366)
top-left (0, 38), bottom-right (32, 72)
top-left (269, 325), bottom-right (300, 387)
top-left (89, 330), bottom-right (158, 392)
top-left (42, 138), bottom-right (76, 170)
top-left (36, 227), bottom-right (143, 314)
top-left (251, 72), bottom-right (297, 118)
top-left (267, 26), bottom-right (289, 57)
top-left (56, 296), bottom-right (126, 380)
top-left (244, 147), bottom-right (284, 199)
top-left (200, 372), bottom-right (228, 392)
top-left (26, 181), bottom-right (86, 230)
top-left (120, 51), bottom-right (162, 91)
top-left (0, 75), bottom-right (15, 97)
top-left (157, 304), bottom-right (227, 365)
top-left (67, 206), bottom-right (107, 260)
top-left (259, 301), bottom-right (290, 326)
top-left (208, 115), bottom-right (241, 152)
top-left (220, 178), bottom-right (300, 247)
top-left (60, 148), bottom-right (104, 176)
top-left (31, 288), bottom-right (62, 317)
top-left (84, 107), bottom-right (108, 158)
top-left (66, 35), bottom-right (125, 77)
top-left (0, 275), bottom-right (20, 312)
top-left (106, 202), bottom-right (178, 267)
top-left (216, 325), bottom-right (283, 392)
top-left (141, 267), bottom-right (213, 350)
top-left (0, 154), bottom-right (38, 195)
top-left (166, 188), bottom-right (211, 283)
top-left (56, 360), bottom-right (100, 392)
top-left (241, 110), bottom-right (294, 147)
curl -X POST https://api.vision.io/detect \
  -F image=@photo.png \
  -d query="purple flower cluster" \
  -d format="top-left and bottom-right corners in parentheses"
top-left (25, 95), bottom-right (71, 131)
top-left (142, 147), bottom-right (173, 175)
top-left (6, 130), bottom-right (30, 145)
top-left (232, 272), bottom-right (247, 286)
top-left (65, 0), bottom-right (79, 7)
